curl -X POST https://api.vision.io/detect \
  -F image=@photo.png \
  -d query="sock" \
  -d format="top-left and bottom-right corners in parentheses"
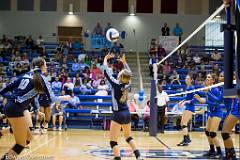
top-left (210, 145), bottom-right (215, 152)
top-left (226, 148), bottom-right (236, 158)
top-left (134, 150), bottom-right (141, 158)
top-left (183, 135), bottom-right (188, 142)
top-left (216, 146), bottom-right (222, 154)
top-left (114, 157), bottom-right (121, 160)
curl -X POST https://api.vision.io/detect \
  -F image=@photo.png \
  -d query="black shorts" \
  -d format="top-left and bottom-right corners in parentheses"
top-left (39, 102), bottom-right (51, 108)
top-left (112, 110), bottom-right (131, 125)
top-left (4, 101), bottom-right (25, 118)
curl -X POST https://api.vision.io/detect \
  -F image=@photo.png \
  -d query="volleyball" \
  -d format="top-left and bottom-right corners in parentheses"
top-left (106, 28), bottom-right (120, 43)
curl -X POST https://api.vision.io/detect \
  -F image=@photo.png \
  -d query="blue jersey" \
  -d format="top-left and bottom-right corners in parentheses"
top-left (0, 70), bottom-right (59, 108)
top-left (104, 66), bottom-right (131, 112)
top-left (184, 85), bottom-right (196, 112)
top-left (206, 87), bottom-right (222, 113)
top-left (38, 93), bottom-right (52, 107)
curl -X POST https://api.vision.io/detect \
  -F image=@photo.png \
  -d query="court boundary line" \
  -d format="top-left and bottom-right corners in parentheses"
top-left (18, 136), bottom-right (56, 159)
top-left (154, 136), bottom-right (171, 150)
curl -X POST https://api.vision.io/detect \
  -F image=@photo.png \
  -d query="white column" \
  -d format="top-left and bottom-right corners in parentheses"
top-left (104, 0), bottom-right (111, 13)
top-left (57, 0), bottom-right (64, 12)
top-left (34, 0), bottom-right (40, 12)
top-left (178, 0), bottom-right (185, 15)
top-left (202, 0), bottom-right (209, 15)
top-left (11, 0), bottom-right (17, 11)
top-left (129, 0), bottom-right (136, 13)
top-left (80, 0), bottom-right (87, 13)
top-left (153, 0), bottom-right (160, 14)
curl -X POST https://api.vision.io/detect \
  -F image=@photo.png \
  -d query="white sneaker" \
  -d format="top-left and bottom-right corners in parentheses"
top-left (58, 127), bottom-right (62, 131)
top-left (41, 128), bottom-right (48, 134)
top-left (52, 127), bottom-right (57, 131)
top-left (33, 128), bottom-right (40, 134)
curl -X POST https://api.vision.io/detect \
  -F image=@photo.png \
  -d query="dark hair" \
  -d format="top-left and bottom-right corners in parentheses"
top-left (32, 57), bottom-right (45, 93)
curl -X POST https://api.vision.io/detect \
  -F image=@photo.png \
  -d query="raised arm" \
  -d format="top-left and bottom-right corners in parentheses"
top-left (103, 54), bottom-right (119, 87)
top-left (0, 78), bottom-right (21, 96)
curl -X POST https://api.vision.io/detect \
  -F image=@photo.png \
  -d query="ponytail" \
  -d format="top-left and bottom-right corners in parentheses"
top-left (32, 57), bottom-right (45, 93)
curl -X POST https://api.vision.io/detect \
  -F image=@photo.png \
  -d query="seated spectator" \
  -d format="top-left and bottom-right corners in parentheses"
top-left (25, 35), bottom-right (34, 49)
top-left (52, 102), bottom-right (64, 131)
top-left (14, 63), bottom-right (23, 75)
top-left (212, 64), bottom-right (221, 76)
top-left (66, 91), bottom-right (81, 109)
top-left (36, 35), bottom-right (44, 49)
top-left (72, 58), bottom-right (80, 73)
top-left (93, 22), bottom-right (103, 35)
top-left (78, 53), bottom-right (86, 62)
top-left (176, 57), bottom-right (184, 69)
top-left (211, 49), bottom-right (221, 61)
top-left (161, 23), bottom-right (170, 36)
top-left (170, 103), bottom-right (186, 130)
top-left (92, 75), bottom-right (101, 89)
top-left (73, 73), bottom-right (82, 87)
top-left (90, 63), bottom-right (103, 80)
top-left (80, 78), bottom-right (93, 95)
top-left (52, 77), bottom-right (62, 92)
top-left (162, 61), bottom-right (171, 75)
top-left (157, 44), bottom-right (166, 57)
top-left (95, 79), bottom-right (109, 96)
top-left (170, 70), bottom-right (181, 85)
top-left (143, 100), bottom-right (150, 131)
top-left (195, 72), bottom-right (205, 85)
top-left (63, 77), bottom-right (74, 94)
top-left (129, 99), bottom-right (139, 130)
top-left (193, 54), bottom-right (201, 65)
top-left (104, 22), bottom-right (112, 35)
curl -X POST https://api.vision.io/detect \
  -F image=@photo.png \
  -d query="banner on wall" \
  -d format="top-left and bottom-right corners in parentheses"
top-left (159, 36), bottom-right (179, 51)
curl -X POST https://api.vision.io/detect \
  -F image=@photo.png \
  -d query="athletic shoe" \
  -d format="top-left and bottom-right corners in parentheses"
top-left (33, 128), bottom-right (41, 134)
top-left (58, 127), bottom-right (62, 131)
top-left (202, 150), bottom-right (216, 157)
top-left (52, 127), bottom-right (57, 131)
top-left (177, 141), bottom-right (189, 146)
top-left (41, 128), bottom-right (48, 134)
top-left (136, 156), bottom-right (144, 160)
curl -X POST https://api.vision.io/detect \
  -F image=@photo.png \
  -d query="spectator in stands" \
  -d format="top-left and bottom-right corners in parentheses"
top-left (78, 59), bottom-right (88, 71)
top-left (211, 49), bottom-right (221, 61)
top-left (91, 63), bottom-right (103, 80)
top-left (162, 61), bottom-right (171, 75)
top-left (73, 73), bottom-right (82, 87)
top-left (63, 77), bottom-right (74, 94)
top-left (143, 100), bottom-right (150, 131)
top-left (170, 70), bottom-right (181, 85)
top-left (193, 53), bottom-right (201, 65)
top-left (93, 22), bottom-right (103, 35)
top-left (212, 64), bottom-right (221, 76)
top-left (36, 35), bottom-right (44, 48)
top-left (80, 78), bottom-right (93, 95)
top-left (104, 22), bottom-right (112, 35)
top-left (157, 44), bottom-right (167, 57)
top-left (92, 75), bottom-right (102, 89)
top-left (52, 77), bottom-right (62, 92)
top-left (66, 91), bottom-right (81, 109)
top-left (95, 79), bottom-right (109, 96)
top-left (14, 63), bottom-right (23, 75)
top-left (149, 55), bottom-right (157, 77)
top-left (72, 58), bottom-right (80, 73)
top-left (156, 84), bottom-right (169, 133)
top-left (78, 52), bottom-right (86, 62)
top-left (195, 72), bottom-right (205, 85)
top-left (1, 34), bottom-right (7, 44)
top-left (72, 40), bottom-right (83, 50)
top-left (52, 102), bottom-right (64, 131)
top-left (173, 23), bottom-right (183, 43)
top-left (25, 35), bottom-right (34, 49)
top-left (176, 57), bottom-right (184, 69)
top-left (161, 23), bottom-right (170, 36)
top-left (171, 103), bottom-right (185, 130)
top-left (129, 98), bottom-right (139, 131)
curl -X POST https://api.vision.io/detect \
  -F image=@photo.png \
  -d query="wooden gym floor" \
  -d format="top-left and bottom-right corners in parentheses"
top-left (0, 129), bottom-right (239, 160)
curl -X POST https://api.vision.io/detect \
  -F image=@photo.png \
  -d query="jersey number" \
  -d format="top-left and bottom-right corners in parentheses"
top-left (18, 79), bottom-right (30, 90)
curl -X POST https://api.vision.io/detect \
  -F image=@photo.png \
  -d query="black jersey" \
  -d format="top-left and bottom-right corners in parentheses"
top-left (0, 70), bottom-right (59, 107)
top-left (104, 64), bottom-right (131, 112)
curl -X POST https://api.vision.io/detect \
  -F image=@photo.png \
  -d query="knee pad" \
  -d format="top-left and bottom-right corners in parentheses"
top-left (209, 132), bottom-right (217, 138)
top-left (221, 132), bottom-right (230, 140)
top-left (12, 144), bottom-right (25, 154)
top-left (126, 137), bottom-right (133, 143)
top-left (9, 127), bottom-right (13, 134)
top-left (110, 141), bottom-right (118, 149)
top-left (181, 125), bottom-right (187, 129)
top-left (205, 130), bottom-right (209, 137)
top-left (26, 140), bottom-right (30, 145)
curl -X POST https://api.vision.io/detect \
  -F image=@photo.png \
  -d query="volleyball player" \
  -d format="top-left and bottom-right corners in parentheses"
top-left (177, 74), bottom-right (196, 146)
top-left (194, 73), bottom-right (223, 158)
top-left (103, 53), bottom-right (143, 160)
top-left (0, 57), bottom-right (68, 160)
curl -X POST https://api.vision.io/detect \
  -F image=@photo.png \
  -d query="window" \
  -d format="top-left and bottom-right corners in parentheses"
top-left (0, 0), bottom-right (11, 11)
top-left (161, 0), bottom-right (177, 14)
top-left (136, 0), bottom-right (153, 13)
top-left (40, 0), bottom-right (57, 11)
top-left (17, 0), bottom-right (34, 11)
top-left (112, 0), bottom-right (128, 13)
top-left (88, 0), bottom-right (104, 12)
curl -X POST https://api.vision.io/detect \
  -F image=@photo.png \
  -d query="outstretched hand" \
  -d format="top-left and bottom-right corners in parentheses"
top-left (119, 54), bottom-right (126, 64)
top-left (223, 0), bottom-right (231, 7)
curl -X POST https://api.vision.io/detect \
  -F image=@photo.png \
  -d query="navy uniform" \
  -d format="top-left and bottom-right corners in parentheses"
top-left (206, 88), bottom-right (223, 118)
top-left (38, 93), bottom-right (52, 108)
top-left (0, 70), bottom-right (59, 118)
top-left (230, 98), bottom-right (240, 119)
top-left (104, 64), bottom-right (131, 125)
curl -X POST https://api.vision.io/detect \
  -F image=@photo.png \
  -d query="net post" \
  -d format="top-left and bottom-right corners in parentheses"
top-left (149, 80), bottom-right (157, 136)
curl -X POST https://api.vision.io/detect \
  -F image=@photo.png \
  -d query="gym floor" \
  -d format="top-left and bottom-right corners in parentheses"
top-left (0, 129), bottom-right (239, 160)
